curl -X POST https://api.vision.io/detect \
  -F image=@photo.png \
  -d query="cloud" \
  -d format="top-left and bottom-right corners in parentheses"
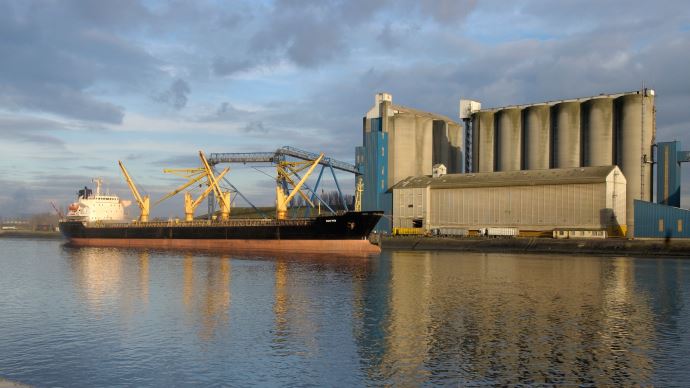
top-left (243, 121), bottom-right (268, 133)
top-left (2, 0), bottom-right (690, 214)
top-left (213, 58), bottom-right (254, 77)
top-left (417, 0), bottom-right (477, 24)
top-left (0, 116), bottom-right (69, 147)
top-left (0, 0), bottom-right (159, 123)
top-left (155, 78), bottom-right (191, 110)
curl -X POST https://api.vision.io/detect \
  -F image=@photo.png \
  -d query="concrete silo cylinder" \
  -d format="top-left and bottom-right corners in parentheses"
top-left (495, 108), bottom-right (522, 171)
top-left (583, 98), bottom-right (614, 167)
top-left (616, 92), bottom-right (655, 235)
top-left (523, 105), bottom-right (550, 170)
top-left (474, 111), bottom-right (495, 172)
top-left (554, 102), bottom-right (581, 168)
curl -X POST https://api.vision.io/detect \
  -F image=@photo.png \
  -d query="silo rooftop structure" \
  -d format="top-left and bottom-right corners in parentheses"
top-left (465, 89), bottom-right (655, 236)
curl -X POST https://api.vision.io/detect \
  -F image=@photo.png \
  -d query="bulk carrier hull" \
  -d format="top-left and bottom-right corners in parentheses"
top-left (59, 211), bottom-right (383, 254)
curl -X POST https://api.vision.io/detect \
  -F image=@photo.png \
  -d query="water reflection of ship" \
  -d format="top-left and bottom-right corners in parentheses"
top-left (182, 253), bottom-right (232, 341)
top-left (67, 246), bottom-right (149, 313)
top-left (353, 251), bottom-right (657, 385)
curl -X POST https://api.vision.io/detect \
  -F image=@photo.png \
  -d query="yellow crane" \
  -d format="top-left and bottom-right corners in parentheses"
top-left (182, 168), bottom-right (230, 221)
top-left (157, 164), bottom-right (232, 221)
top-left (354, 176), bottom-right (363, 212)
top-left (275, 153), bottom-right (323, 220)
top-left (154, 170), bottom-right (207, 207)
top-left (199, 151), bottom-right (231, 221)
top-left (118, 161), bottom-right (150, 222)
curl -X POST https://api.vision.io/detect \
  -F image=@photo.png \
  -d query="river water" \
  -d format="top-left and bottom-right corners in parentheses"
top-left (1, 237), bottom-right (689, 387)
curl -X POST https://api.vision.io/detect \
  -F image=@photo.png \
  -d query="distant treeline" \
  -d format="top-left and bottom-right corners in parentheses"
top-left (289, 190), bottom-right (354, 211)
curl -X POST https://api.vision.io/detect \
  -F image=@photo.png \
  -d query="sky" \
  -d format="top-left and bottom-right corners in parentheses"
top-left (1, 0), bottom-right (689, 218)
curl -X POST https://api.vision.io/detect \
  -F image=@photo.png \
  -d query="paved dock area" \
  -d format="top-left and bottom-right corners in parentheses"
top-left (382, 236), bottom-right (690, 257)
top-left (0, 378), bottom-right (31, 388)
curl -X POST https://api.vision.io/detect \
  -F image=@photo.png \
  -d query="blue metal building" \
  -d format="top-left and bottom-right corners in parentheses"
top-left (356, 118), bottom-right (391, 232)
top-left (634, 200), bottom-right (690, 238)
top-left (657, 141), bottom-right (690, 207)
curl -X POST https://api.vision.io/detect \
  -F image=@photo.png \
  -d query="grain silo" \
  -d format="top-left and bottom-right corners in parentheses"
top-left (495, 108), bottom-right (522, 171)
top-left (616, 92), bottom-right (655, 235)
top-left (523, 104), bottom-right (550, 170)
top-left (582, 97), bottom-right (614, 167)
top-left (464, 89), bottom-right (656, 236)
top-left (553, 101), bottom-right (581, 168)
top-left (471, 111), bottom-right (495, 172)
top-left (358, 92), bottom-right (464, 232)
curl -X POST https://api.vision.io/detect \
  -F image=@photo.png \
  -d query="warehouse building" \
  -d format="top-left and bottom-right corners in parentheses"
top-left (464, 89), bottom-right (655, 235)
top-left (392, 166), bottom-right (627, 235)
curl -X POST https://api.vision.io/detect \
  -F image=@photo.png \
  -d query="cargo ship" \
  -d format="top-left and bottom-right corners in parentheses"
top-left (59, 153), bottom-right (383, 254)
top-left (59, 210), bottom-right (383, 254)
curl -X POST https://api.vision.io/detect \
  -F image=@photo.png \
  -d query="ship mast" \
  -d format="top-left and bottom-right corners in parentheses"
top-left (92, 177), bottom-right (103, 196)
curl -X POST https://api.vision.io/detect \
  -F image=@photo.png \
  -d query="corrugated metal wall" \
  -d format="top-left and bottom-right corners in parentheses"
top-left (393, 187), bottom-right (429, 228)
top-left (428, 183), bottom-right (611, 230)
top-left (633, 200), bottom-right (690, 238)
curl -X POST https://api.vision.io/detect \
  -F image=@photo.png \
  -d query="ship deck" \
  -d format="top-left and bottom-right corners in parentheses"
top-left (81, 218), bottom-right (313, 228)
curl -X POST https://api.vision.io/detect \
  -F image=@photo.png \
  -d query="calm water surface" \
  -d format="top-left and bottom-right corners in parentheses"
top-left (1, 237), bottom-right (689, 386)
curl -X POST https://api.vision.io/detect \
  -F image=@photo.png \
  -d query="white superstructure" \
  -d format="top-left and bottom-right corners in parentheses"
top-left (66, 178), bottom-right (128, 222)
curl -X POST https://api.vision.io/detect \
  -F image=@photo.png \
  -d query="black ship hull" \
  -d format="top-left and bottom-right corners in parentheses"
top-left (59, 211), bottom-right (383, 254)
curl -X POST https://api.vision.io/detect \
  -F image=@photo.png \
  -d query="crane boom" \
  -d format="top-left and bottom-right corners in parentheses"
top-left (154, 171), bottom-right (206, 207)
top-left (182, 167), bottom-right (230, 221)
top-left (285, 153), bottom-right (323, 205)
top-left (192, 168), bottom-right (230, 209)
top-left (118, 161), bottom-right (150, 222)
top-left (199, 151), bottom-right (229, 210)
top-left (199, 150), bottom-right (231, 220)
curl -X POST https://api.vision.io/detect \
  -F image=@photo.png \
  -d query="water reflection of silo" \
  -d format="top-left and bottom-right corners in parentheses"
top-left (582, 97), bottom-right (614, 167)
top-left (553, 102), bottom-right (581, 168)
top-left (495, 108), bottom-right (522, 171)
top-left (523, 104), bottom-right (550, 170)
top-left (362, 251), bottom-right (655, 385)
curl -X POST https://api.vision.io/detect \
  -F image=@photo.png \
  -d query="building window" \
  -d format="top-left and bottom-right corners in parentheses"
top-left (659, 219), bottom-right (664, 232)
top-left (678, 219), bottom-right (683, 233)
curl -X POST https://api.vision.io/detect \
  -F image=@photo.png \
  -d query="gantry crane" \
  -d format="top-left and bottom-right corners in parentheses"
top-left (183, 168), bottom-right (230, 221)
top-left (275, 153), bottom-right (324, 220)
top-left (118, 161), bottom-right (150, 222)
top-left (209, 146), bottom-right (361, 215)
